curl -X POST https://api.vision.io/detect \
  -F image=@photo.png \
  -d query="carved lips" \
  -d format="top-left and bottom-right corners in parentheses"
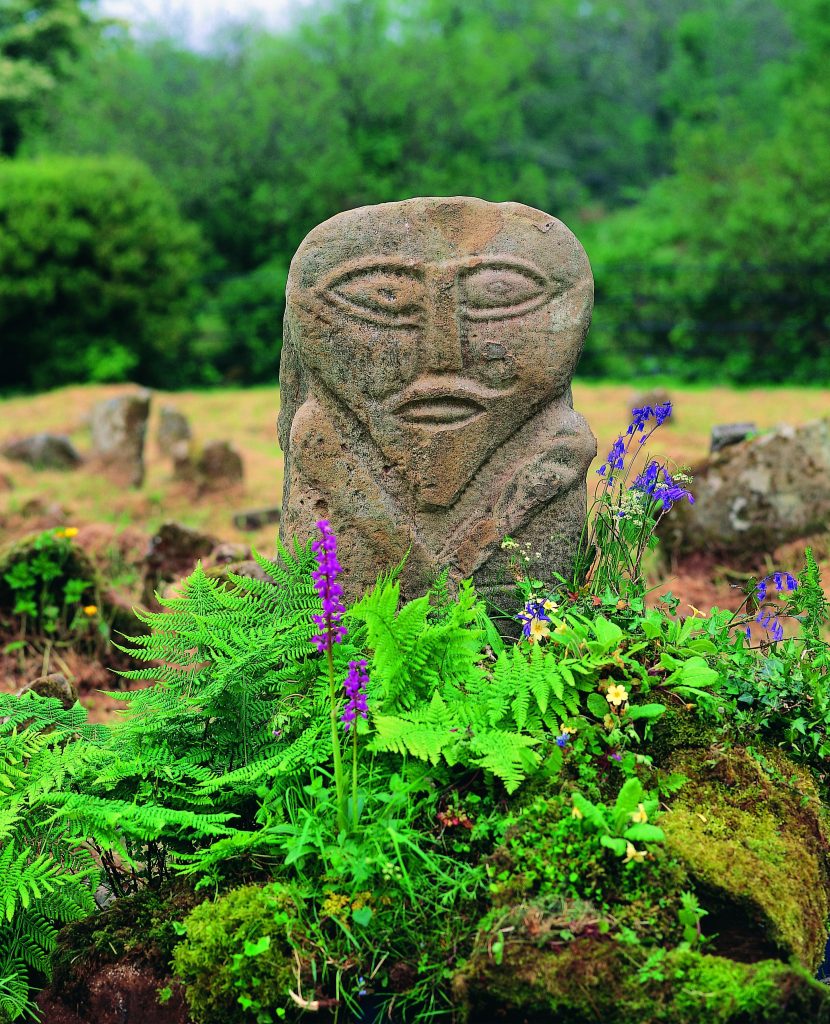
top-left (389, 379), bottom-right (507, 430)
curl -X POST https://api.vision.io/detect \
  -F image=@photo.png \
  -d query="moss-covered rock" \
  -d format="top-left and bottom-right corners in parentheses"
top-left (171, 882), bottom-right (302, 1024)
top-left (453, 934), bottom-right (830, 1023)
top-left (40, 884), bottom-right (200, 1024)
top-left (661, 744), bottom-right (830, 968)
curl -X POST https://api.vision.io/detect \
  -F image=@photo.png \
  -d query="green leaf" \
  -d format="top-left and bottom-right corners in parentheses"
top-left (624, 823), bottom-right (666, 843)
top-left (352, 906), bottom-right (373, 927)
top-left (600, 835), bottom-right (627, 856)
top-left (625, 703), bottom-right (666, 721)
top-left (592, 616), bottom-right (624, 651)
top-left (587, 692), bottom-right (609, 718)
top-left (244, 935), bottom-right (271, 957)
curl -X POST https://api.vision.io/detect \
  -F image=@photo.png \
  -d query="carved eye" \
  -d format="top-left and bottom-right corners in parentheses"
top-left (460, 265), bottom-right (550, 320)
top-left (323, 268), bottom-right (423, 326)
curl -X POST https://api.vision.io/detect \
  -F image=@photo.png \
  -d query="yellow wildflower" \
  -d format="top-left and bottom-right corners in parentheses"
top-left (561, 724), bottom-right (578, 736)
top-left (553, 621), bottom-right (568, 635)
top-left (624, 842), bottom-right (647, 863)
top-left (630, 803), bottom-right (648, 824)
top-left (543, 599), bottom-right (559, 613)
top-left (606, 683), bottom-right (629, 708)
top-left (528, 617), bottom-right (551, 643)
top-left (63, 527), bottom-right (79, 538)
top-left (82, 605), bottom-right (98, 617)
top-left (603, 714), bottom-right (616, 730)
top-left (571, 803), bottom-right (583, 820)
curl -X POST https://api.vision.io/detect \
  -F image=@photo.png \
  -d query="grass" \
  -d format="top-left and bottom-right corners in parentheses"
top-left (1, 380), bottom-right (829, 553)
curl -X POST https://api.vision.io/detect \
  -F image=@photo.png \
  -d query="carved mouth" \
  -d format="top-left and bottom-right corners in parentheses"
top-left (394, 395), bottom-right (485, 427)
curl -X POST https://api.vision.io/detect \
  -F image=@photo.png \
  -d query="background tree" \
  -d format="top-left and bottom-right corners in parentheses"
top-left (0, 0), bottom-right (99, 156)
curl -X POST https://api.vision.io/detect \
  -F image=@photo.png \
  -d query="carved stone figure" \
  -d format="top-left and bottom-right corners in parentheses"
top-left (278, 196), bottom-right (596, 605)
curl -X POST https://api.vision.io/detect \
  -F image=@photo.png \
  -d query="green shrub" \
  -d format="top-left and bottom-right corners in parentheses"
top-left (0, 155), bottom-right (204, 391)
top-left (172, 883), bottom-right (299, 1024)
top-left (582, 85), bottom-right (830, 384)
top-left (199, 259), bottom-right (287, 384)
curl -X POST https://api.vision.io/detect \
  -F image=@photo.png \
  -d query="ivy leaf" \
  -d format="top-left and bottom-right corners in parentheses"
top-left (352, 906), bottom-right (373, 927)
top-left (244, 935), bottom-right (271, 957)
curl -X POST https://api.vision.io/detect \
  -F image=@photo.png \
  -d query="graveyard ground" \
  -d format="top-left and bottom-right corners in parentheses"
top-left (1, 381), bottom-right (828, 720)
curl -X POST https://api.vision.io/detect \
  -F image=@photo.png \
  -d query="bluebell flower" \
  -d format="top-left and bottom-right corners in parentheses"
top-left (627, 406), bottom-right (653, 435)
top-left (555, 733), bottom-right (569, 748)
top-left (654, 402), bottom-right (673, 426)
top-left (598, 435), bottom-right (626, 476)
top-left (632, 461), bottom-right (694, 512)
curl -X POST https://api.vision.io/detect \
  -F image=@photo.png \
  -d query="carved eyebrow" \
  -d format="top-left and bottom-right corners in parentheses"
top-left (314, 257), bottom-right (423, 292)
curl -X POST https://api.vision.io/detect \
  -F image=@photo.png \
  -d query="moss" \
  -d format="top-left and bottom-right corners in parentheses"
top-left (171, 882), bottom-right (301, 1024)
top-left (648, 706), bottom-right (718, 765)
top-left (661, 745), bottom-right (830, 969)
top-left (452, 932), bottom-right (830, 1023)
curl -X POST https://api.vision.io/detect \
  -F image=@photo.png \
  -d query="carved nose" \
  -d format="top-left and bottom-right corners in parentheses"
top-left (422, 271), bottom-right (463, 372)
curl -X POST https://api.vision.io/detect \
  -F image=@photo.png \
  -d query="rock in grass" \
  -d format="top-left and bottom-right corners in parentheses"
top-left (232, 506), bottom-right (281, 531)
top-left (453, 939), bottom-right (830, 1023)
top-left (660, 745), bottom-right (830, 968)
top-left (710, 422), bottom-right (757, 453)
top-left (194, 440), bottom-right (244, 493)
top-left (17, 673), bottom-right (79, 709)
top-left (660, 418), bottom-right (830, 555)
top-left (2, 433), bottom-right (82, 470)
top-left (142, 521), bottom-right (218, 604)
top-left (156, 405), bottom-right (192, 460)
top-left (90, 390), bottom-right (152, 488)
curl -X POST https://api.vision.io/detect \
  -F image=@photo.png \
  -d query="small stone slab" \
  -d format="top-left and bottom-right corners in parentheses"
top-left (2, 433), bottom-right (82, 470)
top-left (710, 422), bottom-right (757, 453)
top-left (232, 506), bottom-right (281, 531)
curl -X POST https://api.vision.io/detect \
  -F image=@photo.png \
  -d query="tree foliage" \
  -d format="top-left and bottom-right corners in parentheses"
top-left (0, 155), bottom-right (203, 390)
top-left (2, 0), bottom-right (827, 388)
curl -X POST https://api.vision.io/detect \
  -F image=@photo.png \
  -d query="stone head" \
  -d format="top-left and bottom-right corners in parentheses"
top-left (283, 197), bottom-right (593, 508)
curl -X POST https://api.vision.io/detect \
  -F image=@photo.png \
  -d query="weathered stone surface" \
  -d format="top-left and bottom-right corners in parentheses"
top-left (661, 419), bottom-right (830, 555)
top-left (279, 196), bottom-right (596, 604)
top-left (90, 390), bottom-right (151, 487)
top-left (2, 433), bottom-right (82, 470)
top-left (232, 505), bottom-right (281, 531)
top-left (710, 422), bottom-right (757, 454)
top-left (157, 405), bottom-right (192, 460)
top-left (194, 440), bottom-right (244, 492)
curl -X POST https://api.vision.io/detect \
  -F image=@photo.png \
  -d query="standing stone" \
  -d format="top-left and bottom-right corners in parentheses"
top-left (90, 391), bottom-right (151, 488)
top-left (194, 441), bottom-right (244, 493)
top-left (156, 405), bottom-right (192, 461)
top-left (2, 433), bottom-right (82, 470)
top-left (278, 196), bottom-right (597, 604)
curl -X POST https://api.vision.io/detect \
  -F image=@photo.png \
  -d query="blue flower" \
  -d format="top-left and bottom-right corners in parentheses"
top-left (632, 461), bottom-right (694, 512)
top-left (555, 733), bottom-right (569, 748)
top-left (516, 599), bottom-right (551, 638)
top-left (598, 435), bottom-right (626, 477)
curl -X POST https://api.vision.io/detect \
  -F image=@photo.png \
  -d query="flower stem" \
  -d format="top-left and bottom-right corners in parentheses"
top-left (352, 725), bottom-right (359, 830)
top-left (327, 646), bottom-right (348, 833)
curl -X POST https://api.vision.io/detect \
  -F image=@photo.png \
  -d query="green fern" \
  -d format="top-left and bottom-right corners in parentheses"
top-left (353, 578), bottom-right (591, 792)
top-left (795, 547), bottom-right (830, 653)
